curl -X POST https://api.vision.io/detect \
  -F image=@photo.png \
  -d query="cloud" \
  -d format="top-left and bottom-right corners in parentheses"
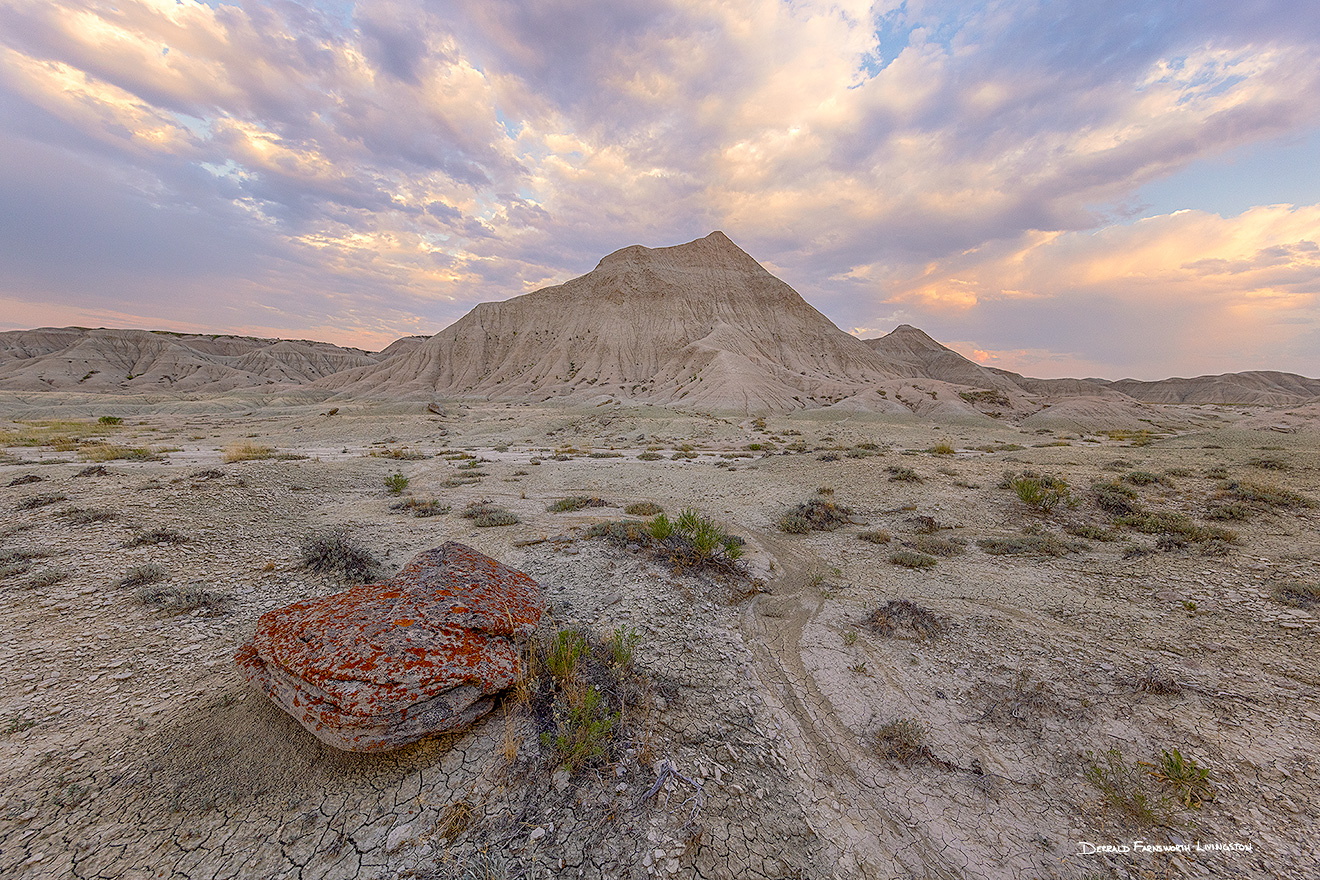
top-left (0, 0), bottom-right (1318, 377)
top-left (853, 203), bottom-right (1320, 378)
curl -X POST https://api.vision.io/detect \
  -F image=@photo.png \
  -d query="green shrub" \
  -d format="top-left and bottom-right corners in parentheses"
top-left (1206, 501), bottom-right (1252, 521)
top-left (1151, 749), bottom-right (1213, 808)
top-left (1084, 748), bottom-right (1171, 827)
top-left (1124, 470), bottom-right (1162, 486)
top-left (778, 513), bottom-right (810, 534)
top-left (97, 416), bottom-right (123, 426)
top-left (1217, 479), bottom-right (1314, 510)
top-left (1092, 480), bottom-right (1139, 515)
top-left (1009, 473), bottom-right (1070, 512)
top-left (1065, 523), bottom-right (1118, 541)
top-left (383, 473), bottom-right (410, 494)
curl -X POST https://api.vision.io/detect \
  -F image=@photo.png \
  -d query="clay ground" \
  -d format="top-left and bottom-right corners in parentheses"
top-left (1, 397), bottom-right (1318, 879)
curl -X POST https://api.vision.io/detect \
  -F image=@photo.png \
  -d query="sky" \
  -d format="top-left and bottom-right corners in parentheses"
top-left (1, 0), bottom-right (1318, 381)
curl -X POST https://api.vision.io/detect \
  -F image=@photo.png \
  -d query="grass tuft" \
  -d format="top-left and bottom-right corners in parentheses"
top-left (548, 495), bottom-right (609, 513)
top-left (299, 530), bottom-right (381, 583)
top-left (867, 599), bottom-right (946, 638)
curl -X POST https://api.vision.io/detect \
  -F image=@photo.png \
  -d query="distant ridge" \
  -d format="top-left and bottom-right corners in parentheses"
top-left (3, 234), bottom-right (1317, 413)
top-left (0, 328), bottom-right (379, 393)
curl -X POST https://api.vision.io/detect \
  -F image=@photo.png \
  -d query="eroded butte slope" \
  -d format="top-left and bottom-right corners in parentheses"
top-left (318, 232), bottom-right (909, 410)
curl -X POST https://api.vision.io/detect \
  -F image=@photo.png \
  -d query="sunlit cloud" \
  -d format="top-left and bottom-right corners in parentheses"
top-left (0, 0), bottom-right (1318, 377)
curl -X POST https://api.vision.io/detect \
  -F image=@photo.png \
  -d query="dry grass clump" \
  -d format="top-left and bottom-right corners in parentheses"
top-left (548, 495), bottom-right (609, 513)
top-left (1134, 665), bottom-right (1184, 696)
top-left (119, 563), bottom-right (166, 588)
top-left (79, 444), bottom-right (157, 462)
top-left (912, 535), bottom-right (966, 557)
top-left (26, 568), bottom-right (68, 589)
top-left (1113, 511), bottom-right (1238, 548)
top-left (977, 533), bottom-right (1089, 557)
top-left (137, 583), bottom-right (227, 615)
top-left (1247, 455), bottom-right (1289, 471)
top-left (1273, 582), bottom-right (1320, 608)
top-left (7, 474), bottom-right (43, 486)
top-left (873, 718), bottom-right (928, 763)
top-left (928, 441), bottom-right (956, 455)
top-left (624, 501), bottom-right (663, 516)
top-left (857, 529), bottom-right (892, 544)
top-left (636, 451), bottom-right (663, 461)
top-left (299, 529), bottom-right (381, 583)
top-left (1123, 470), bottom-right (1163, 486)
top-left (777, 498), bottom-right (853, 533)
top-left (17, 493), bottom-right (67, 510)
top-left (889, 549), bottom-right (937, 568)
top-left (867, 599), bottom-right (946, 638)
top-left (369, 447), bottom-right (430, 460)
top-left (886, 465), bottom-right (922, 483)
top-left (463, 500), bottom-right (519, 527)
top-left (390, 498), bottom-right (450, 517)
top-left (222, 441), bottom-right (275, 462)
top-left (974, 671), bottom-right (1060, 732)
top-left (1205, 500), bottom-right (1252, 521)
top-left (127, 527), bottom-right (188, 546)
top-left (58, 507), bottom-right (118, 525)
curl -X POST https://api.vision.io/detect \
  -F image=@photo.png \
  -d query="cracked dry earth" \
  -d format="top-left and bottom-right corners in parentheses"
top-left (2, 400), bottom-right (1319, 879)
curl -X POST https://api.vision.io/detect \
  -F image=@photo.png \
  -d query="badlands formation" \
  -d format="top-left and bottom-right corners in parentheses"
top-left (0, 232), bottom-right (1318, 879)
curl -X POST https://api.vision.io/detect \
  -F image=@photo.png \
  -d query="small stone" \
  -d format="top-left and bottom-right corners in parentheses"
top-left (529, 826), bottom-right (546, 841)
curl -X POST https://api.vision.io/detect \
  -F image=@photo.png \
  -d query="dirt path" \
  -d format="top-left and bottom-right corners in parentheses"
top-left (741, 531), bottom-right (968, 879)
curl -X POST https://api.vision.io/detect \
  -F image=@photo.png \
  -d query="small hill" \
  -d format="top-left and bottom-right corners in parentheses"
top-left (1101, 371), bottom-right (1320, 405)
top-left (0, 328), bottom-right (379, 393)
top-left (319, 232), bottom-right (910, 411)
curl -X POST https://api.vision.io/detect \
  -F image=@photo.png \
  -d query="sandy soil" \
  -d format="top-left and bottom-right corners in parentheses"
top-left (1, 397), bottom-right (1317, 879)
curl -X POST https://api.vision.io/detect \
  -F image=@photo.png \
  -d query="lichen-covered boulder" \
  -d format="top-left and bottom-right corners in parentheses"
top-left (236, 542), bottom-right (544, 751)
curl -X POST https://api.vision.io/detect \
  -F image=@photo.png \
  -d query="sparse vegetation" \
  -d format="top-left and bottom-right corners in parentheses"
top-left (119, 563), bottom-right (166, 588)
top-left (223, 441), bottom-right (276, 462)
top-left (463, 501), bottom-right (519, 527)
top-left (1274, 582), bottom-right (1320, 608)
top-left (624, 501), bottom-right (663, 516)
top-left (1134, 664), bottom-right (1183, 696)
top-left (977, 533), bottom-right (1089, 557)
top-left (637, 451), bottom-right (663, 461)
top-left (1149, 748), bottom-right (1214, 809)
top-left (1065, 523), bottom-right (1118, 541)
top-left (873, 718), bottom-right (927, 763)
top-left (886, 465), bottom-right (922, 483)
top-left (929, 441), bottom-right (955, 455)
top-left (1124, 470), bottom-right (1162, 486)
top-left (17, 493), bottom-right (67, 510)
top-left (1084, 748), bottom-right (1171, 827)
top-left (1216, 479), bottom-right (1313, 510)
top-left (137, 583), bottom-right (228, 615)
top-left (912, 535), bottom-right (965, 557)
top-left (1247, 455), bottom-right (1289, 471)
top-left (383, 472), bottom-right (410, 494)
top-left (79, 444), bottom-right (157, 462)
top-left (390, 498), bottom-right (450, 517)
top-left (128, 527), bottom-right (188, 545)
top-left (857, 529), bottom-right (891, 544)
top-left (58, 507), bottom-right (118, 525)
top-left (889, 548), bottom-right (938, 568)
top-left (548, 495), bottom-right (608, 513)
top-left (777, 498), bottom-right (853, 533)
top-left (26, 568), bottom-right (68, 589)
top-left (1091, 480), bottom-right (1139, 515)
top-left (299, 529), bottom-right (381, 583)
top-left (1007, 472), bottom-right (1070, 512)
top-left (867, 599), bottom-right (946, 638)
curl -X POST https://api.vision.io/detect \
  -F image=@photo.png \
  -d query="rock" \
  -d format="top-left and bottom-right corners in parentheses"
top-left (236, 542), bottom-right (545, 751)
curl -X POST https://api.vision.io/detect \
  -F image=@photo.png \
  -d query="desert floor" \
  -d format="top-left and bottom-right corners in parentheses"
top-left (1, 396), bottom-right (1317, 880)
